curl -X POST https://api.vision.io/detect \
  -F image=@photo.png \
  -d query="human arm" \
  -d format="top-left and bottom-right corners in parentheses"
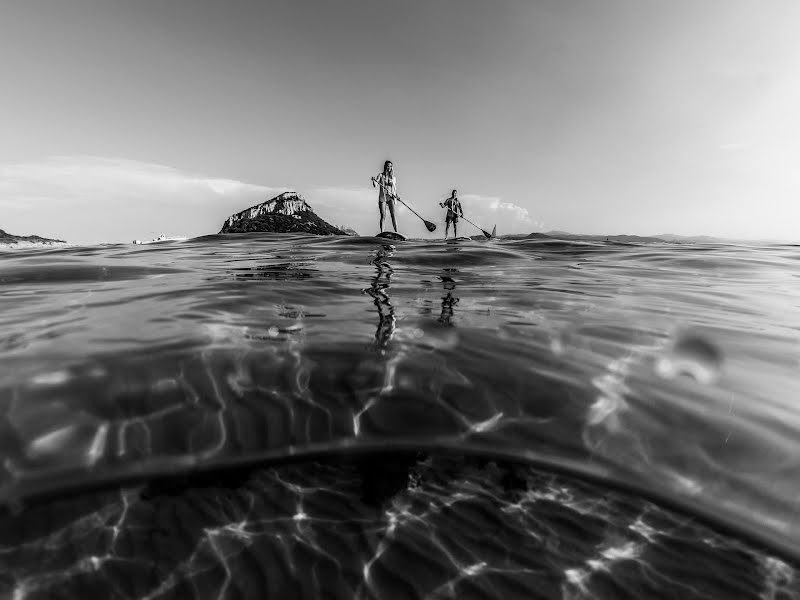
top-left (371, 175), bottom-right (398, 200)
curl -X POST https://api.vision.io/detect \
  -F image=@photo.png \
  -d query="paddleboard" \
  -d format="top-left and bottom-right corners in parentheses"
top-left (376, 231), bottom-right (407, 241)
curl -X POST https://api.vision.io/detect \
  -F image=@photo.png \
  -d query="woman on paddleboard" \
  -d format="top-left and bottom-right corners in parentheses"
top-left (372, 160), bottom-right (398, 233)
top-left (440, 190), bottom-right (463, 239)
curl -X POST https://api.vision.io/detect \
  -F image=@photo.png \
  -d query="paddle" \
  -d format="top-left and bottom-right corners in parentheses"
top-left (372, 178), bottom-right (437, 232)
top-left (440, 196), bottom-right (492, 239)
top-left (460, 215), bottom-right (493, 239)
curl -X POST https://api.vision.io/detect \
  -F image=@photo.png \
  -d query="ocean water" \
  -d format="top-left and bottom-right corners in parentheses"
top-left (1, 233), bottom-right (799, 599)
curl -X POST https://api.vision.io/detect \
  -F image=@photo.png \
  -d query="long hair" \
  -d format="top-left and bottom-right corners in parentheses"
top-left (383, 160), bottom-right (393, 175)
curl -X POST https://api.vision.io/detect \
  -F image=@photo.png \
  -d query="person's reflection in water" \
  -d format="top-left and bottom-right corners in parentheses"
top-left (354, 244), bottom-right (401, 436)
top-left (357, 243), bottom-right (424, 506)
top-left (438, 275), bottom-right (460, 326)
top-left (364, 244), bottom-right (396, 353)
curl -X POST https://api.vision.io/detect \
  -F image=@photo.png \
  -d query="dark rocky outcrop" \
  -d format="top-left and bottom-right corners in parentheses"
top-left (0, 229), bottom-right (65, 247)
top-left (219, 192), bottom-right (347, 236)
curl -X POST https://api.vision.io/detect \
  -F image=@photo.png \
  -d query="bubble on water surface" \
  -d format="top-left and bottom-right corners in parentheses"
top-left (30, 370), bottom-right (71, 387)
top-left (655, 334), bottom-right (723, 384)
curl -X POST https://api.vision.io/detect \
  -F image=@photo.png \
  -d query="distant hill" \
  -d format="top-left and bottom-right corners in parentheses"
top-left (653, 234), bottom-right (722, 243)
top-left (543, 231), bottom-right (670, 243)
top-left (499, 231), bottom-right (665, 243)
top-left (219, 192), bottom-right (347, 236)
top-left (652, 233), bottom-right (790, 244)
top-left (0, 228), bottom-right (65, 247)
top-left (541, 231), bottom-right (790, 245)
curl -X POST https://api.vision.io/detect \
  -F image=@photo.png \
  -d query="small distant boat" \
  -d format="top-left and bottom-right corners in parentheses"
top-left (132, 235), bottom-right (188, 245)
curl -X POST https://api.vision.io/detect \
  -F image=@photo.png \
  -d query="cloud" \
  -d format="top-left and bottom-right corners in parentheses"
top-left (0, 156), bottom-right (281, 203)
top-left (459, 194), bottom-right (534, 234)
top-left (0, 156), bottom-right (284, 243)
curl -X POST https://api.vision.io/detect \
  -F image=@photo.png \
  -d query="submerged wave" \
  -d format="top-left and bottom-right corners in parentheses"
top-left (1, 233), bottom-right (799, 598)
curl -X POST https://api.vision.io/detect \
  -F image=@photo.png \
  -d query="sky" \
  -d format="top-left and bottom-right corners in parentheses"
top-left (1, 0), bottom-right (799, 243)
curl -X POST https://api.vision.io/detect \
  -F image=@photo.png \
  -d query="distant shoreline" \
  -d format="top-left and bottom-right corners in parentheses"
top-left (0, 240), bottom-right (69, 251)
top-left (0, 228), bottom-right (66, 249)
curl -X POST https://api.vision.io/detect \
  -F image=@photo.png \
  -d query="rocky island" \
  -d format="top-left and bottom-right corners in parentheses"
top-left (0, 228), bottom-right (65, 249)
top-left (219, 192), bottom-right (347, 236)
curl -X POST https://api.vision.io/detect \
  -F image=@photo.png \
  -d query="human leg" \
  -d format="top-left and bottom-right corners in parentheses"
top-left (388, 200), bottom-right (398, 232)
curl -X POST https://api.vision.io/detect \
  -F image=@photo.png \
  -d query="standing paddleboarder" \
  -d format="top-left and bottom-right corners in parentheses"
top-left (440, 189), bottom-right (463, 239)
top-left (373, 160), bottom-right (398, 233)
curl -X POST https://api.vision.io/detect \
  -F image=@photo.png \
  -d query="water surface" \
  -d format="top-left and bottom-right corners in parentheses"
top-left (1, 233), bottom-right (799, 599)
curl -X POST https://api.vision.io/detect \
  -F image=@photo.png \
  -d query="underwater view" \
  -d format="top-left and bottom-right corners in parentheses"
top-left (1, 233), bottom-right (799, 599)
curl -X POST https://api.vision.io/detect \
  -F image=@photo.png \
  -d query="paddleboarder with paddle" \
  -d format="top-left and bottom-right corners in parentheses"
top-left (372, 161), bottom-right (438, 235)
top-left (440, 189), bottom-right (464, 239)
top-left (373, 160), bottom-right (398, 233)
